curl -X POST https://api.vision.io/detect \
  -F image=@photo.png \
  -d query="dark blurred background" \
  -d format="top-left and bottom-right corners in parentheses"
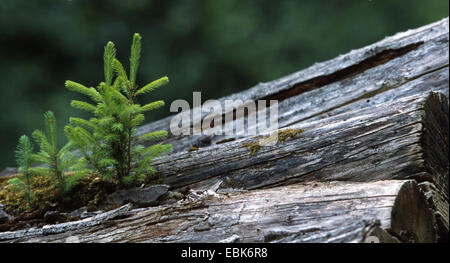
top-left (0, 0), bottom-right (448, 169)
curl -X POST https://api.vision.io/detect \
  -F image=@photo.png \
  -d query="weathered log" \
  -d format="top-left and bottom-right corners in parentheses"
top-left (418, 181), bottom-right (449, 242)
top-left (0, 18), bottom-right (448, 243)
top-left (136, 17), bottom-right (448, 153)
top-left (150, 91), bottom-right (449, 242)
top-left (0, 203), bottom-right (132, 242)
top-left (0, 180), bottom-right (438, 243)
top-left (1, 19), bottom-right (447, 181)
top-left (155, 92), bottom-right (448, 193)
top-left (98, 184), bottom-right (169, 210)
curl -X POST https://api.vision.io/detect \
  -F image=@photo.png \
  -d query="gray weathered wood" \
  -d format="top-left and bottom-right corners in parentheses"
top-left (150, 91), bottom-right (449, 241)
top-left (0, 180), bottom-right (437, 243)
top-left (137, 18), bottom-right (448, 153)
top-left (155, 92), bottom-right (448, 195)
top-left (0, 18), bottom-right (448, 243)
top-left (0, 203), bottom-right (132, 242)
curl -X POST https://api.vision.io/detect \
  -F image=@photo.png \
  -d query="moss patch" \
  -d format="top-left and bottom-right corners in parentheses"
top-left (240, 128), bottom-right (305, 155)
top-left (240, 141), bottom-right (262, 155)
top-left (277, 128), bottom-right (305, 142)
top-left (0, 172), bottom-right (116, 216)
top-left (0, 170), bottom-right (164, 217)
top-left (63, 173), bottom-right (116, 212)
top-left (0, 173), bottom-right (57, 215)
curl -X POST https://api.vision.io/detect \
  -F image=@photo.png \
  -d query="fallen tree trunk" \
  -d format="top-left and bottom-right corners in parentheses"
top-left (0, 204), bottom-right (132, 241)
top-left (137, 18), bottom-right (449, 153)
top-left (152, 91), bottom-right (449, 242)
top-left (156, 92), bottom-right (448, 194)
top-left (0, 180), bottom-right (437, 243)
top-left (0, 18), bottom-right (448, 243)
top-left (1, 92), bottom-right (446, 243)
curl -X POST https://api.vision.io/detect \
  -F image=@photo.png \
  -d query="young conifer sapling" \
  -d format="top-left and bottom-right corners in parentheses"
top-left (32, 111), bottom-right (88, 196)
top-left (8, 135), bottom-right (36, 208)
top-left (65, 33), bottom-right (172, 187)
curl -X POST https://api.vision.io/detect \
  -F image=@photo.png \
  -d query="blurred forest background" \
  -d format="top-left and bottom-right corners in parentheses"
top-left (0, 0), bottom-right (448, 169)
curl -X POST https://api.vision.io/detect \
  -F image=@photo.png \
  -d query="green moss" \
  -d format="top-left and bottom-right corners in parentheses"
top-left (240, 128), bottom-right (305, 155)
top-left (63, 173), bottom-right (115, 212)
top-left (240, 141), bottom-right (261, 155)
top-left (1, 169), bottom-right (165, 216)
top-left (0, 175), bottom-right (13, 188)
top-left (143, 171), bottom-right (164, 186)
top-left (0, 173), bottom-right (57, 215)
top-left (0, 172), bottom-right (117, 215)
top-left (277, 128), bottom-right (305, 142)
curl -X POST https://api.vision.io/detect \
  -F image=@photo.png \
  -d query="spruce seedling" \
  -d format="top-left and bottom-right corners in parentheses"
top-left (65, 33), bottom-right (172, 187)
top-left (8, 135), bottom-right (35, 208)
top-left (32, 111), bottom-right (89, 196)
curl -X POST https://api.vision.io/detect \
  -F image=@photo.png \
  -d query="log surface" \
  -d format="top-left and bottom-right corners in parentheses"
top-left (156, 93), bottom-right (448, 194)
top-left (0, 18), bottom-right (448, 243)
top-left (136, 18), bottom-right (449, 153)
top-left (0, 180), bottom-right (437, 243)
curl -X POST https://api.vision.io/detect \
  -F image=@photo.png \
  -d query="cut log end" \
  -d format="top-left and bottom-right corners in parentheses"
top-left (388, 180), bottom-right (436, 242)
